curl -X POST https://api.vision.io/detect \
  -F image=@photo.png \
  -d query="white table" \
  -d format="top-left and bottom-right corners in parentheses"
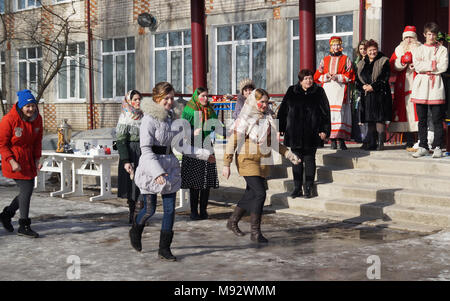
top-left (35, 151), bottom-right (119, 202)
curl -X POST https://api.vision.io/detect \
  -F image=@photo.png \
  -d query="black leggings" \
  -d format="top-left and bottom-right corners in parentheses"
top-left (291, 148), bottom-right (317, 187)
top-left (7, 179), bottom-right (34, 219)
top-left (237, 176), bottom-right (267, 214)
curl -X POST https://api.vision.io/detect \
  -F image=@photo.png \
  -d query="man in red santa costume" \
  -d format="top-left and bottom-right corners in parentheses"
top-left (388, 26), bottom-right (421, 151)
top-left (314, 36), bottom-right (355, 150)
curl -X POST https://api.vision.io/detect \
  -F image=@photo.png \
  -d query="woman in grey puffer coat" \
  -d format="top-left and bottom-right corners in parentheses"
top-left (130, 82), bottom-right (212, 261)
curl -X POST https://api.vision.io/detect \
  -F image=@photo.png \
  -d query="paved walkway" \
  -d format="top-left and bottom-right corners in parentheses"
top-left (1, 183), bottom-right (450, 281)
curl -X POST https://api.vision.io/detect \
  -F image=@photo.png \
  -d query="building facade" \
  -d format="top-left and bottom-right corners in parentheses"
top-left (0, 0), bottom-right (446, 132)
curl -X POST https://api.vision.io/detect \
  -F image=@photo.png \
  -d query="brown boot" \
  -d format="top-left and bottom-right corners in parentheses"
top-left (226, 206), bottom-right (246, 236)
top-left (250, 213), bottom-right (268, 243)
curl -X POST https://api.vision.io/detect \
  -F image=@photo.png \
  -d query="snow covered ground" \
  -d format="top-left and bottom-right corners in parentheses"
top-left (1, 178), bottom-right (450, 281)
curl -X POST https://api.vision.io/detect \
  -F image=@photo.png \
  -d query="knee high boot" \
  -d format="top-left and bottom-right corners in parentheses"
top-left (129, 222), bottom-right (145, 252)
top-left (226, 206), bottom-right (246, 236)
top-left (250, 213), bottom-right (268, 243)
top-left (199, 189), bottom-right (210, 220)
top-left (158, 230), bottom-right (176, 261)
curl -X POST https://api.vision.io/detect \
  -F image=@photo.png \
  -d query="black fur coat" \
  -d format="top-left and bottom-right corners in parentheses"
top-left (277, 83), bottom-right (331, 149)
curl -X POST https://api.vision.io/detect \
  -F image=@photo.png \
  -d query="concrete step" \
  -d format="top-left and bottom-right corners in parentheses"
top-left (279, 195), bottom-right (450, 229)
top-left (317, 183), bottom-right (450, 209)
top-left (316, 149), bottom-right (450, 177)
top-left (316, 166), bottom-right (450, 194)
top-left (265, 177), bottom-right (450, 209)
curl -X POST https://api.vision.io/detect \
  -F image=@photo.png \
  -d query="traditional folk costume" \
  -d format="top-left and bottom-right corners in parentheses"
top-left (389, 26), bottom-right (421, 135)
top-left (314, 36), bottom-right (355, 150)
top-left (411, 39), bottom-right (449, 157)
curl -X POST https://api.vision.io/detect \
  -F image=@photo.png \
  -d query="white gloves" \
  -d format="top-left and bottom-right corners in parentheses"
top-left (285, 150), bottom-right (301, 165)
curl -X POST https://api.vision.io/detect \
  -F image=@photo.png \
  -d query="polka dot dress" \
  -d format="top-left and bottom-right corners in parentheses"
top-left (181, 155), bottom-right (219, 190)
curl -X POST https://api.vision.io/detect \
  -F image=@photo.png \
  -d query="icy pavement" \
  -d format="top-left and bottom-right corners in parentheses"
top-left (1, 184), bottom-right (450, 281)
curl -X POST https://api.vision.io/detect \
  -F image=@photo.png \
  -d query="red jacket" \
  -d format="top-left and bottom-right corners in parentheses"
top-left (0, 104), bottom-right (43, 180)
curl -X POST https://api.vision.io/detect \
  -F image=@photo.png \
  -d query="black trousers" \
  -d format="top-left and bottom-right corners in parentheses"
top-left (6, 179), bottom-right (34, 219)
top-left (416, 103), bottom-right (445, 149)
top-left (291, 148), bottom-right (317, 187)
top-left (237, 176), bottom-right (267, 214)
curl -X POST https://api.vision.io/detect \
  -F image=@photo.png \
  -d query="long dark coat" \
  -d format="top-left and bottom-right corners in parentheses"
top-left (277, 83), bottom-right (331, 149)
top-left (356, 52), bottom-right (393, 123)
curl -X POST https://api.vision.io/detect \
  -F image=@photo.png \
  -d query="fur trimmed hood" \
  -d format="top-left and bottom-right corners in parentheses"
top-left (140, 96), bottom-right (184, 121)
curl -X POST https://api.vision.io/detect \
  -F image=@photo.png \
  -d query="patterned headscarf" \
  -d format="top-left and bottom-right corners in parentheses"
top-left (233, 90), bottom-right (274, 144)
top-left (121, 90), bottom-right (143, 120)
top-left (185, 88), bottom-right (217, 124)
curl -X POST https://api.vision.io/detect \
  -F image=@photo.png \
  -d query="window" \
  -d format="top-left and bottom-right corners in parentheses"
top-left (0, 0), bottom-right (5, 13)
top-left (57, 42), bottom-right (86, 101)
top-left (216, 22), bottom-right (266, 94)
top-left (16, 0), bottom-right (41, 11)
top-left (153, 30), bottom-right (192, 94)
top-left (18, 47), bottom-right (42, 94)
top-left (291, 14), bottom-right (353, 84)
top-left (102, 37), bottom-right (135, 100)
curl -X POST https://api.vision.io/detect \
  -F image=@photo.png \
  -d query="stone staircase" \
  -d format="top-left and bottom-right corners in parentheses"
top-left (211, 144), bottom-right (450, 232)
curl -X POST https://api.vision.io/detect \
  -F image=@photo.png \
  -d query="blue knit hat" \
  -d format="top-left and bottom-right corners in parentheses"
top-left (17, 89), bottom-right (37, 109)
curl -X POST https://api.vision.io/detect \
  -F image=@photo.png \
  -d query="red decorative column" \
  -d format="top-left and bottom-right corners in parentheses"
top-left (299, 0), bottom-right (316, 71)
top-left (191, 0), bottom-right (207, 90)
top-left (359, 0), bottom-right (366, 41)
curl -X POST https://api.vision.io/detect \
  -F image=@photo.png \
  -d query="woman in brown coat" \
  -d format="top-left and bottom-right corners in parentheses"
top-left (222, 88), bottom-right (300, 243)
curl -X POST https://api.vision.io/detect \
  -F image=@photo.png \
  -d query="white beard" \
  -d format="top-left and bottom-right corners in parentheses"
top-left (398, 39), bottom-right (421, 53)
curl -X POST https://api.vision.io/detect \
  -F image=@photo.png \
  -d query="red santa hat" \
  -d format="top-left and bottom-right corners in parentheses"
top-left (402, 26), bottom-right (417, 40)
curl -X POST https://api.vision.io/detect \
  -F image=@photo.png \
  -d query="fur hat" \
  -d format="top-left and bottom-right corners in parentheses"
top-left (403, 26), bottom-right (417, 40)
top-left (239, 78), bottom-right (255, 95)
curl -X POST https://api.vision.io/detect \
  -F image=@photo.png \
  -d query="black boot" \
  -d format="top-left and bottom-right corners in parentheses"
top-left (226, 206), bottom-right (246, 236)
top-left (0, 207), bottom-right (14, 232)
top-left (127, 200), bottom-right (136, 225)
top-left (17, 218), bottom-right (39, 238)
top-left (304, 184), bottom-right (315, 198)
top-left (330, 139), bottom-right (337, 150)
top-left (199, 189), bottom-right (209, 220)
top-left (250, 213), bottom-right (268, 243)
top-left (129, 223), bottom-right (145, 252)
top-left (377, 132), bottom-right (385, 151)
top-left (158, 231), bottom-right (177, 261)
top-left (339, 139), bottom-right (348, 150)
top-left (290, 183), bottom-right (303, 198)
top-left (189, 189), bottom-right (201, 220)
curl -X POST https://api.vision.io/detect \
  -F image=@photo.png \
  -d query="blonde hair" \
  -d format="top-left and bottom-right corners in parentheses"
top-left (254, 88), bottom-right (269, 101)
top-left (152, 82), bottom-right (174, 103)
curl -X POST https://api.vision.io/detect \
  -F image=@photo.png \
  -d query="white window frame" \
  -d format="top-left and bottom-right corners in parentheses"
top-left (57, 42), bottom-right (86, 102)
top-left (101, 37), bottom-right (135, 101)
top-left (152, 30), bottom-right (192, 94)
top-left (17, 46), bottom-right (42, 94)
top-left (215, 22), bottom-right (267, 94)
top-left (290, 13), bottom-right (354, 84)
top-left (15, 0), bottom-right (42, 11)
